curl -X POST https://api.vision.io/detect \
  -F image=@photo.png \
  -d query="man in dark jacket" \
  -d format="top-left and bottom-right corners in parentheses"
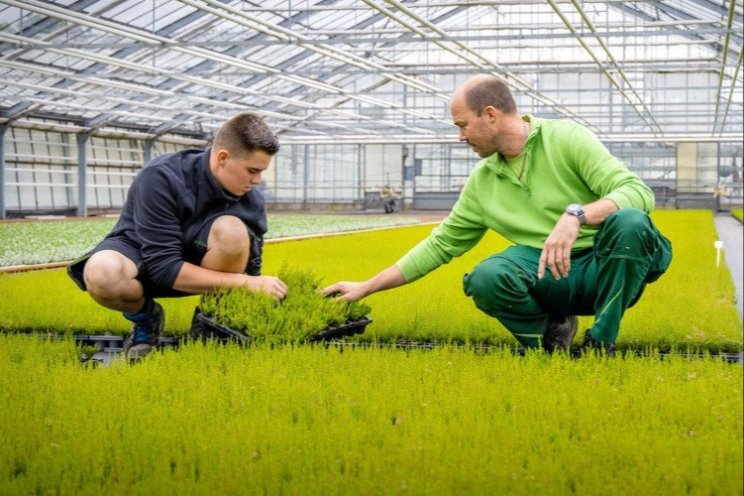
top-left (68, 112), bottom-right (287, 361)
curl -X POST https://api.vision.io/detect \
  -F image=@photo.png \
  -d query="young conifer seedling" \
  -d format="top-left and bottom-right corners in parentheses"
top-left (199, 267), bottom-right (371, 344)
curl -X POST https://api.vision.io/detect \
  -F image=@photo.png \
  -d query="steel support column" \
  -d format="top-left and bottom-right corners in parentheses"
top-left (77, 132), bottom-right (89, 217)
top-left (302, 144), bottom-right (310, 207)
top-left (0, 124), bottom-right (7, 219)
top-left (143, 139), bottom-right (154, 165)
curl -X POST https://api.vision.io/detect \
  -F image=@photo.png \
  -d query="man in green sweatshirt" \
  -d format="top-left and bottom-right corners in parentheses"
top-left (322, 75), bottom-right (672, 354)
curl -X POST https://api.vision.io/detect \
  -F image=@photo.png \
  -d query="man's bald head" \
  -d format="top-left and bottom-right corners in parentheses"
top-left (453, 75), bottom-right (517, 116)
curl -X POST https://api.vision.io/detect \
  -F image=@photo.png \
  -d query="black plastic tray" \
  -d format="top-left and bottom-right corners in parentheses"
top-left (74, 334), bottom-right (182, 350)
top-left (75, 334), bottom-right (183, 366)
top-left (193, 312), bottom-right (372, 343)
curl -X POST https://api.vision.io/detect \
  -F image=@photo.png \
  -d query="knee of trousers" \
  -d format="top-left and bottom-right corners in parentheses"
top-left (595, 208), bottom-right (657, 257)
top-left (463, 256), bottom-right (530, 314)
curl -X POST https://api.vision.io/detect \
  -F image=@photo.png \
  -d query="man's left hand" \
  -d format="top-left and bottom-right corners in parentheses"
top-left (538, 214), bottom-right (580, 280)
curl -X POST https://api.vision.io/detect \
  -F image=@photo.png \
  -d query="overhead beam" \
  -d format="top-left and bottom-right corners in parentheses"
top-left (11, 23), bottom-right (732, 49)
top-left (613, 1), bottom-right (741, 58)
top-left (278, 132), bottom-right (744, 145)
top-left (367, 0), bottom-right (599, 132)
top-left (0, 123), bottom-right (6, 219)
top-left (717, 46), bottom-right (744, 135)
top-left (548, 0), bottom-right (663, 135)
top-left (182, 0), bottom-right (447, 97)
top-left (2, 0), bottom-right (442, 135)
top-left (0, 102), bottom-right (35, 120)
top-left (712, 0), bottom-right (739, 134)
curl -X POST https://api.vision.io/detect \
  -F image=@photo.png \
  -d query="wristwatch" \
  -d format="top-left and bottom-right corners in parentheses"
top-left (565, 203), bottom-right (586, 225)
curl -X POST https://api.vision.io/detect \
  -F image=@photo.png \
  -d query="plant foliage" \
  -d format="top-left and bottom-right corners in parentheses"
top-left (0, 214), bottom-right (418, 267)
top-left (0, 335), bottom-right (741, 495)
top-left (199, 268), bottom-right (371, 344)
top-left (0, 210), bottom-right (740, 351)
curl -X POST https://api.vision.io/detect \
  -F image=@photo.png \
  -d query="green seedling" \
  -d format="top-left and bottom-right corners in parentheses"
top-left (0, 335), bottom-right (741, 495)
top-left (199, 267), bottom-right (371, 344)
top-left (0, 214), bottom-right (419, 267)
top-left (0, 210), bottom-right (740, 352)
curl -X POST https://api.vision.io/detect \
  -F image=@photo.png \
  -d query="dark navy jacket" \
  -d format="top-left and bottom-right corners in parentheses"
top-left (104, 148), bottom-right (267, 290)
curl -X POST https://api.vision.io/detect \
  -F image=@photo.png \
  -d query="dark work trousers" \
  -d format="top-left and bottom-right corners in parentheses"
top-left (462, 209), bottom-right (672, 348)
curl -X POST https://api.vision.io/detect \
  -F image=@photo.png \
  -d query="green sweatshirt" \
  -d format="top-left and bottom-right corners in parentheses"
top-left (396, 116), bottom-right (655, 283)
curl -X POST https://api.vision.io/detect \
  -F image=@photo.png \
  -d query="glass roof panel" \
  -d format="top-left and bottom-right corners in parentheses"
top-left (0, 0), bottom-right (740, 140)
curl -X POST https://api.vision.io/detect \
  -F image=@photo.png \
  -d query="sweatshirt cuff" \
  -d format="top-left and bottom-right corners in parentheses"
top-left (395, 257), bottom-right (423, 284)
top-left (395, 242), bottom-right (444, 283)
top-left (603, 191), bottom-right (633, 211)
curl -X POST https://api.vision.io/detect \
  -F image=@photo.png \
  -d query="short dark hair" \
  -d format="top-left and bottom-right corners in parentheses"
top-left (213, 112), bottom-right (280, 156)
top-left (464, 76), bottom-right (517, 116)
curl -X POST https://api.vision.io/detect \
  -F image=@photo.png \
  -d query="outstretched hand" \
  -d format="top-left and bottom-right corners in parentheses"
top-left (320, 265), bottom-right (405, 302)
top-left (538, 214), bottom-right (580, 280)
top-left (320, 281), bottom-right (369, 302)
top-left (245, 275), bottom-right (288, 300)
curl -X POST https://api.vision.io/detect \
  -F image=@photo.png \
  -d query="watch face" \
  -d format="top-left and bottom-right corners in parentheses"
top-left (566, 204), bottom-right (586, 224)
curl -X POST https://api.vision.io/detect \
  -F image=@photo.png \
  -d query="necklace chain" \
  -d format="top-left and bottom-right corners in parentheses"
top-left (517, 121), bottom-right (529, 180)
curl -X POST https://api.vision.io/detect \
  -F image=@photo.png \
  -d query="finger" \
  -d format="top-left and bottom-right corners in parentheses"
top-left (538, 249), bottom-right (547, 279)
top-left (272, 283), bottom-right (287, 299)
top-left (320, 288), bottom-right (342, 298)
top-left (340, 292), bottom-right (359, 302)
top-left (561, 247), bottom-right (571, 277)
top-left (547, 248), bottom-right (561, 280)
top-left (277, 284), bottom-right (288, 298)
top-left (320, 284), bottom-right (339, 295)
top-left (554, 247), bottom-right (567, 278)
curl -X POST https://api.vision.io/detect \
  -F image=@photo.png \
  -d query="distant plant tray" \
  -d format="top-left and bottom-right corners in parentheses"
top-left (193, 312), bottom-right (372, 343)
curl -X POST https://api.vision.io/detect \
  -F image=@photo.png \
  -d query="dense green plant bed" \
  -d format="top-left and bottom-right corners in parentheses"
top-left (199, 268), bottom-right (370, 344)
top-left (0, 213), bottom-right (419, 267)
top-left (732, 209), bottom-right (743, 222)
top-left (0, 335), bottom-right (741, 495)
top-left (0, 211), bottom-right (741, 351)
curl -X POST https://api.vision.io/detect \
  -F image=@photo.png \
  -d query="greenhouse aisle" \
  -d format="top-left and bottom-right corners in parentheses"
top-left (714, 214), bottom-right (743, 318)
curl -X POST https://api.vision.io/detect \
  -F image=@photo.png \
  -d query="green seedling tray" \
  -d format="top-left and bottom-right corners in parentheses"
top-left (194, 312), bottom-right (372, 343)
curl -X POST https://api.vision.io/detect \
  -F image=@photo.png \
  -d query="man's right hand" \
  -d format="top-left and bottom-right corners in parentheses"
top-left (321, 265), bottom-right (407, 302)
top-left (320, 281), bottom-right (369, 302)
top-left (245, 275), bottom-right (288, 300)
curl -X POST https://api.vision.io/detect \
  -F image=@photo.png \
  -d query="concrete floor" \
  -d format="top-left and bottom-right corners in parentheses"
top-left (714, 214), bottom-right (744, 319)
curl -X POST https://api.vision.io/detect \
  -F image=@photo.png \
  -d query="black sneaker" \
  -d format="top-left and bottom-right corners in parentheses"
top-left (125, 302), bottom-right (164, 362)
top-left (542, 315), bottom-right (578, 353)
top-left (580, 330), bottom-right (616, 357)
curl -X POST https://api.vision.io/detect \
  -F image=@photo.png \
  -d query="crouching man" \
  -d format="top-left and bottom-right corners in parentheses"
top-left (322, 75), bottom-right (672, 354)
top-left (68, 112), bottom-right (287, 361)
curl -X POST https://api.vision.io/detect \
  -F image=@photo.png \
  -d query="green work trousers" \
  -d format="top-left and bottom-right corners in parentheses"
top-left (462, 209), bottom-right (672, 348)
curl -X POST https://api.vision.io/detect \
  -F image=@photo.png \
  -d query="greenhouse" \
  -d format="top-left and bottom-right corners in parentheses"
top-left (0, 1), bottom-right (742, 495)
top-left (0, 0), bottom-right (742, 215)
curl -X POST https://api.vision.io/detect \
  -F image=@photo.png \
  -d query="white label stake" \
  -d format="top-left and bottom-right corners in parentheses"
top-left (714, 240), bottom-right (723, 267)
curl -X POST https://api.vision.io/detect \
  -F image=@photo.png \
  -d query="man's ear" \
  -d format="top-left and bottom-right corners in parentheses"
top-left (483, 106), bottom-right (501, 123)
top-left (215, 149), bottom-right (230, 165)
